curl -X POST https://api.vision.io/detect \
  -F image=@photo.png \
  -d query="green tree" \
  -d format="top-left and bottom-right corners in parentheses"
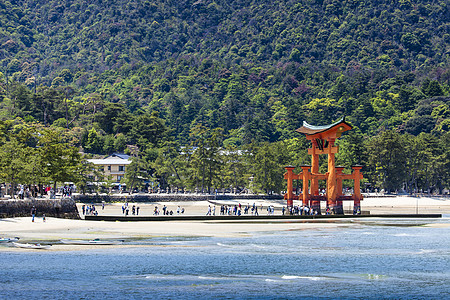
top-left (367, 131), bottom-right (407, 192)
top-left (83, 128), bottom-right (103, 154)
top-left (0, 138), bottom-right (32, 196)
top-left (413, 133), bottom-right (445, 194)
top-left (128, 111), bottom-right (167, 150)
top-left (123, 156), bottom-right (147, 193)
top-left (336, 128), bottom-right (367, 169)
top-left (150, 140), bottom-right (185, 192)
top-left (114, 133), bottom-right (127, 152)
top-left (38, 128), bottom-right (84, 191)
top-left (251, 141), bottom-right (290, 194)
top-left (222, 144), bottom-right (248, 193)
top-left (188, 125), bottom-right (224, 193)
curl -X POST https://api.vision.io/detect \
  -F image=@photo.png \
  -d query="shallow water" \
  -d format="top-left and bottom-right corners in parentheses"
top-left (2, 217), bottom-right (450, 299)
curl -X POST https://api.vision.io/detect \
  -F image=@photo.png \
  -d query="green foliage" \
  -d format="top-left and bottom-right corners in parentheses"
top-left (0, 0), bottom-right (447, 193)
top-left (83, 128), bottom-right (103, 154)
top-left (123, 156), bottom-right (147, 193)
top-left (367, 131), bottom-right (407, 192)
top-left (249, 141), bottom-right (291, 194)
top-left (0, 122), bottom-right (86, 192)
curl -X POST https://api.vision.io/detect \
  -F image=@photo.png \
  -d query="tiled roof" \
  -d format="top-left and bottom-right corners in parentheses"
top-left (111, 153), bottom-right (130, 159)
top-left (296, 117), bottom-right (352, 135)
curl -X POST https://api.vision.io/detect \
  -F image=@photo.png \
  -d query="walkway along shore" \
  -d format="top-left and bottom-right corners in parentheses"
top-left (86, 213), bottom-right (442, 222)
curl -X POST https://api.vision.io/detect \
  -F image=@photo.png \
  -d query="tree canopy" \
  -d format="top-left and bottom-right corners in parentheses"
top-left (0, 0), bottom-right (448, 194)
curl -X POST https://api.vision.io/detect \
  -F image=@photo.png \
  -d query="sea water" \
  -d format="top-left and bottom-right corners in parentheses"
top-left (2, 216), bottom-right (450, 299)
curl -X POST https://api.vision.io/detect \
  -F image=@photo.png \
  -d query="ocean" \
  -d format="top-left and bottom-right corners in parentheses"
top-left (2, 216), bottom-right (450, 299)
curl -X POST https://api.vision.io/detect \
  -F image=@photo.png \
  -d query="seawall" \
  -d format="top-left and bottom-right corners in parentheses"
top-left (85, 213), bottom-right (442, 222)
top-left (0, 198), bottom-right (80, 219)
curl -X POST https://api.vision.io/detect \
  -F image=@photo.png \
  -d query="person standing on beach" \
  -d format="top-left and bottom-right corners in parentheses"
top-left (136, 206), bottom-right (140, 215)
top-left (31, 206), bottom-right (36, 222)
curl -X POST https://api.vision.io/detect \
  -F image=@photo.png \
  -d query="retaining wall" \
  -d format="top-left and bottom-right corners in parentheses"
top-left (85, 213), bottom-right (442, 222)
top-left (0, 198), bottom-right (80, 219)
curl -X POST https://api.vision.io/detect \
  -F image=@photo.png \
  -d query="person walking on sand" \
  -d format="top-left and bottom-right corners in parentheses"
top-left (31, 206), bottom-right (36, 222)
top-left (206, 205), bottom-right (211, 216)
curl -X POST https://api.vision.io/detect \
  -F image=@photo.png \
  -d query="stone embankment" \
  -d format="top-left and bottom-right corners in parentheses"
top-left (0, 198), bottom-right (80, 219)
top-left (73, 193), bottom-right (283, 203)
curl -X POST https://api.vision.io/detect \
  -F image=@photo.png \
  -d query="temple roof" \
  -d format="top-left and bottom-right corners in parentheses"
top-left (296, 117), bottom-right (352, 136)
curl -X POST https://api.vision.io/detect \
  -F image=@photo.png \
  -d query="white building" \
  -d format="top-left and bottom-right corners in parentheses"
top-left (87, 153), bottom-right (132, 182)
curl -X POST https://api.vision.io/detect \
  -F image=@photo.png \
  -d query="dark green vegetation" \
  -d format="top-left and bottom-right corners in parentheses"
top-left (0, 0), bottom-right (449, 194)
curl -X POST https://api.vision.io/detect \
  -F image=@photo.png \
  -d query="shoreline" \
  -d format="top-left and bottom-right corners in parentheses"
top-left (1, 196), bottom-right (449, 251)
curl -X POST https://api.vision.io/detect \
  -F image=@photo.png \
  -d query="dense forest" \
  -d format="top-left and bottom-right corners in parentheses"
top-left (0, 0), bottom-right (449, 194)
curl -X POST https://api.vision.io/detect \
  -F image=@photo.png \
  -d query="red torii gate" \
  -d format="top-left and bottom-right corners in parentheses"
top-left (284, 117), bottom-right (363, 214)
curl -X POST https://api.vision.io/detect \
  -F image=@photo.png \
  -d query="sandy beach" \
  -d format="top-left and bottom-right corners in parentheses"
top-left (1, 195), bottom-right (449, 250)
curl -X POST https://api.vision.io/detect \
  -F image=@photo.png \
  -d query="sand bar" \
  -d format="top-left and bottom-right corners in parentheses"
top-left (0, 196), bottom-right (448, 251)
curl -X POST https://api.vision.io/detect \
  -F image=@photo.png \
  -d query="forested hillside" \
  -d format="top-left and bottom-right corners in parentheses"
top-left (0, 0), bottom-right (449, 194)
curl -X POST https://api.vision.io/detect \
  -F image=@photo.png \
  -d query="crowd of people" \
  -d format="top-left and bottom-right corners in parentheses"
top-left (209, 203), bottom-right (322, 216)
top-left (286, 205), bottom-right (318, 216)
top-left (81, 204), bottom-right (98, 216)
top-left (212, 203), bottom-right (264, 216)
top-left (12, 184), bottom-right (74, 199)
top-left (152, 205), bottom-right (185, 215)
top-left (79, 202), bottom-right (359, 218)
top-left (121, 202), bottom-right (140, 216)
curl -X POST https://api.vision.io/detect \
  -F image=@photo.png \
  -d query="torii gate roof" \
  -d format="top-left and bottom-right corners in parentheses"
top-left (296, 117), bottom-right (352, 136)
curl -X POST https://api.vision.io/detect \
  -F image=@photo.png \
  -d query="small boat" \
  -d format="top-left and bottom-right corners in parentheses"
top-left (60, 238), bottom-right (123, 245)
top-left (0, 237), bottom-right (19, 243)
top-left (12, 242), bottom-right (51, 249)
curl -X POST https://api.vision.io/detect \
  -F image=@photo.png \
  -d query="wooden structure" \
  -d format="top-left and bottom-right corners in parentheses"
top-left (284, 117), bottom-right (363, 214)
